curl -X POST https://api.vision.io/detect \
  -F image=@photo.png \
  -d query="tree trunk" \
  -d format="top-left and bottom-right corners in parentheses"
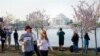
top-left (36, 29), bottom-right (39, 39)
top-left (95, 28), bottom-right (98, 55)
top-left (81, 21), bottom-right (84, 55)
top-left (81, 30), bottom-right (84, 55)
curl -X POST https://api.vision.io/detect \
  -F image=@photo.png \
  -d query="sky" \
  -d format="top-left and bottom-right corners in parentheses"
top-left (0, 0), bottom-right (99, 21)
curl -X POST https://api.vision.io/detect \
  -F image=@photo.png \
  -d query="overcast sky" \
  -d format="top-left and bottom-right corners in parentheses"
top-left (0, 0), bottom-right (99, 21)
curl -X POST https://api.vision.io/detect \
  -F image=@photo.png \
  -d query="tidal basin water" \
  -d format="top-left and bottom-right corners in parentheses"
top-left (1, 28), bottom-right (100, 48)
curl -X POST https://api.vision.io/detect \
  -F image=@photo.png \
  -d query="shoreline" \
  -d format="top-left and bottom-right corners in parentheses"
top-left (0, 45), bottom-right (96, 50)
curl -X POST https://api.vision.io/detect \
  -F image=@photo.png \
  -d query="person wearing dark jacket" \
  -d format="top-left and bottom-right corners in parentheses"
top-left (84, 32), bottom-right (90, 53)
top-left (13, 29), bottom-right (19, 50)
top-left (71, 32), bottom-right (79, 52)
top-left (0, 28), bottom-right (7, 52)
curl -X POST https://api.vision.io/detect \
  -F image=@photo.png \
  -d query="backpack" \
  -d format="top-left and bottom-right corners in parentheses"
top-left (70, 45), bottom-right (73, 52)
top-left (97, 47), bottom-right (100, 52)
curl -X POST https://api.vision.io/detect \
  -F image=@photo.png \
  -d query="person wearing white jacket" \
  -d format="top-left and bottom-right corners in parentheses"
top-left (38, 30), bottom-right (53, 56)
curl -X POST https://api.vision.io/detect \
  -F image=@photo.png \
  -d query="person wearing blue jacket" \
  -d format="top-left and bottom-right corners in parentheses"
top-left (6, 29), bottom-right (12, 48)
top-left (84, 32), bottom-right (90, 53)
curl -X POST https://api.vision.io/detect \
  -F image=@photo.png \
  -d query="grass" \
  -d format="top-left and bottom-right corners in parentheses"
top-left (0, 46), bottom-right (100, 56)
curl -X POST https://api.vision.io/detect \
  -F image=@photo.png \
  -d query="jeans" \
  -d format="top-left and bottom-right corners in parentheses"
top-left (84, 44), bottom-right (89, 53)
top-left (14, 39), bottom-right (19, 50)
top-left (6, 36), bottom-right (11, 47)
top-left (40, 50), bottom-right (48, 56)
top-left (84, 40), bottom-right (89, 53)
top-left (73, 42), bottom-right (78, 52)
top-left (23, 51), bottom-right (34, 56)
top-left (1, 40), bottom-right (6, 51)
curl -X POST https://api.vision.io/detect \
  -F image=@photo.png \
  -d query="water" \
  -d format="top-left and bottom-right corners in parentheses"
top-left (1, 28), bottom-right (100, 48)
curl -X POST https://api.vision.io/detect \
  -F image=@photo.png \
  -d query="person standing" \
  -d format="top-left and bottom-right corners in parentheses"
top-left (32, 32), bottom-right (41, 56)
top-left (84, 32), bottom-right (90, 53)
top-left (6, 29), bottom-right (12, 48)
top-left (30, 28), bottom-right (40, 56)
top-left (57, 28), bottom-right (65, 51)
top-left (38, 30), bottom-right (52, 56)
top-left (13, 29), bottom-right (19, 50)
top-left (0, 28), bottom-right (7, 52)
top-left (71, 32), bottom-right (79, 53)
top-left (19, 26), bottom-right (35, 56)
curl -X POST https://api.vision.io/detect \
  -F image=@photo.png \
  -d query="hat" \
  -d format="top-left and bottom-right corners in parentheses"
top-left (25, 26), bottom-right (32, 30)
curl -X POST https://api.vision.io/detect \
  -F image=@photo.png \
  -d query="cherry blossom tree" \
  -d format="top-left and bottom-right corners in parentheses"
top-left (1, 13), bottom-right (13, 29)
top-left (26, 10), bottom-right (49, 37)
top-left (72, 1), bottom-right (100, 55)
